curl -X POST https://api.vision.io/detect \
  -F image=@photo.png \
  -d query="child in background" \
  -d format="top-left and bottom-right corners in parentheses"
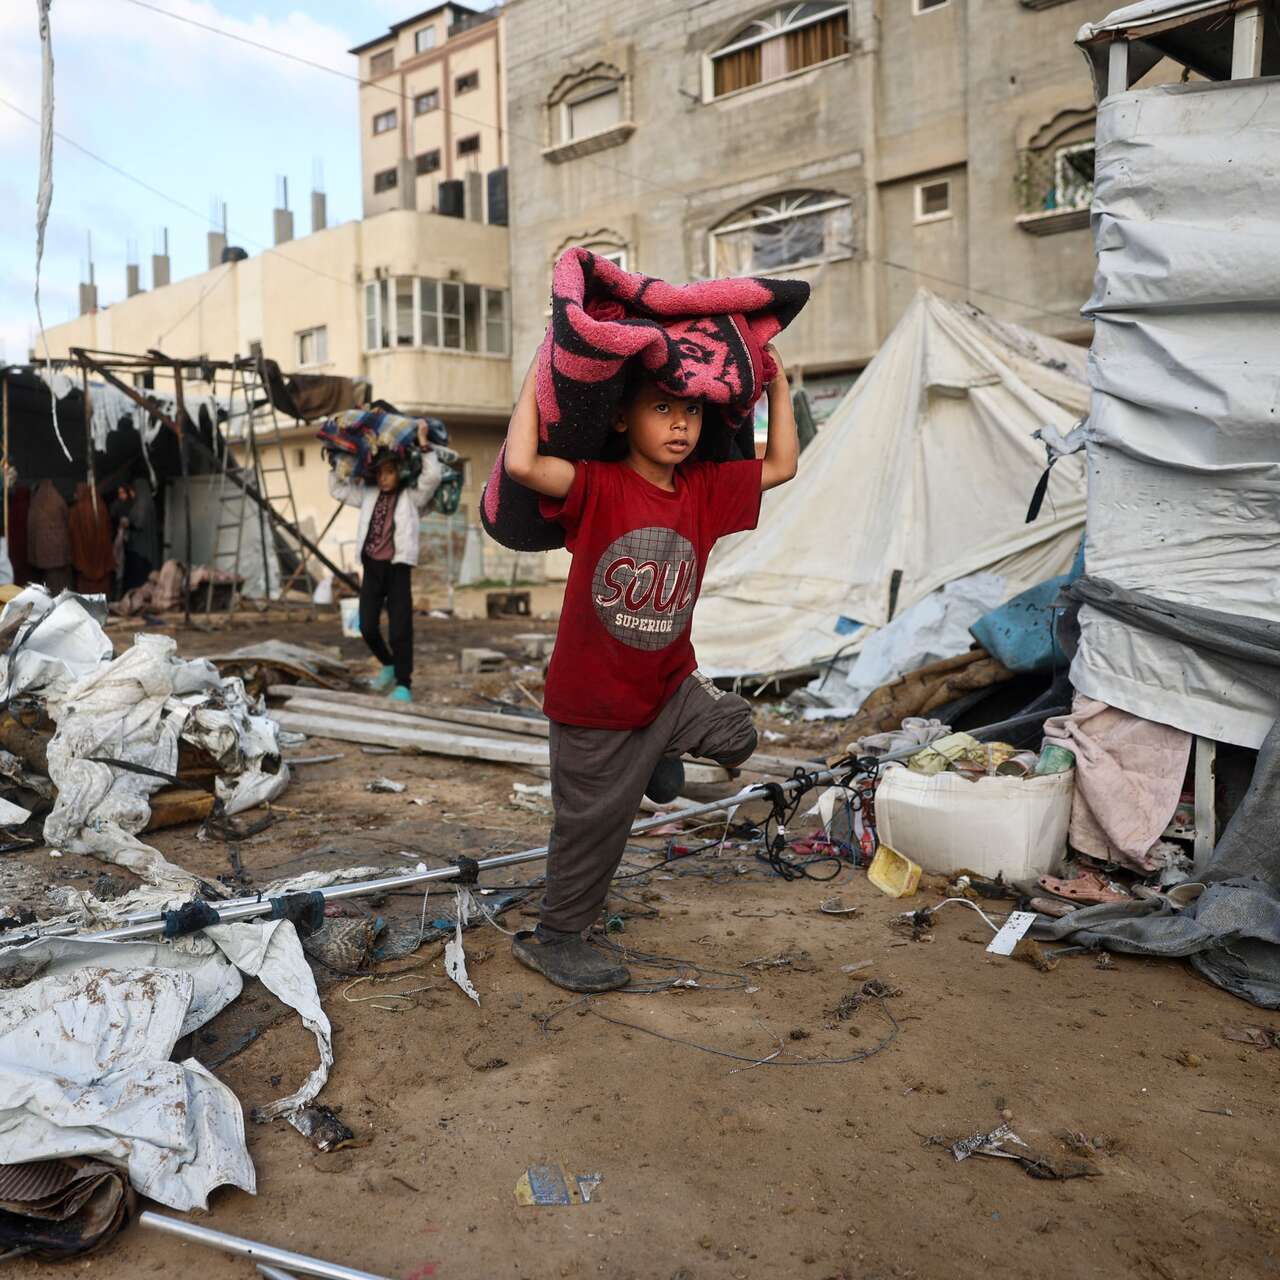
top-left (328, 421), bottom-right (442, 702)
top-left (501, 346), bottom-right (800, 991)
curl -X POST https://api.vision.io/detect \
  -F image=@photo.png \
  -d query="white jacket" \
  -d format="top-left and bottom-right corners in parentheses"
top-left (328, 450), bottom-right (443, 567)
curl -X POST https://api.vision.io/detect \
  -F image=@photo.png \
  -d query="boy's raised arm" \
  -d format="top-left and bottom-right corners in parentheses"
top-left (760, 343), bottom-right (799, 492)
top-left (503, 354), bottom-right (576, 499)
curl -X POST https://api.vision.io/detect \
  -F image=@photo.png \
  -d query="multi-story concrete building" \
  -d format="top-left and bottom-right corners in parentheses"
top-left (351, 3), bottom-right (507, 222)
top-left (40, 208), bottom-right (512, 573)
top-left (40, 5), bottom-right (517, 581)
top-left (503, 0), bottom-right (1115, 420)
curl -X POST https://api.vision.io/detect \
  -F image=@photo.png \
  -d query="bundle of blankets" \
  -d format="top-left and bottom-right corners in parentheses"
top-left (483, 247), bottom-right (810, 551)
top-left (317, 408), bottom-right (448, 484)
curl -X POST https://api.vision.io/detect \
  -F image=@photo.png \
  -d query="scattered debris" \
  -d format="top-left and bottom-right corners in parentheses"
top-left (460, 647), bottom-right (505, 675)
top-left (288, 1104), bottom-right (355, 1153)
top-left (1012, 939), bottom-right (1058, 973)
top-left (514, 1164), bottom-right (602, 1207)
top-left (819, 895), bottom-right (860, 915)
top-left (1223, 1025), bottom-right (1279, 1050)
top-left (0, 1157), bottom-right (137, 1260)
top-left (367, 777), bottom-right (406, 794)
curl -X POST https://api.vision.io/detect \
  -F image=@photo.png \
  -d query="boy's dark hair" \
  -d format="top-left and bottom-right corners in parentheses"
top-left (612, 360), bottom-right (726, 461)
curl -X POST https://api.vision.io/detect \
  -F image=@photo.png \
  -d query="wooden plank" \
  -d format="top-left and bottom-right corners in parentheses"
top-left (267, 684), bottom-right (551, 738)
top-left (1232, 3), bottom-right (1263, 78)
top-left (271, 706), bottom-right (732, 783)
top-left (278, 694), bottom-right (544, 745)
top-left (1107, 38), bottom-right (1129, 96)
top-left (145, 788), bottom-right (216, 832)
top-left (270, 685), bottom-right (815, 780)
top-left (270, 708), bottom-right (552, 767)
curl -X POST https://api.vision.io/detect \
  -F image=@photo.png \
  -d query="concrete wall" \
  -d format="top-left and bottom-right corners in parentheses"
top-left (505, 0), bottom-right (879, 390)
top-left (504, 0), bottom-right (1120, 394)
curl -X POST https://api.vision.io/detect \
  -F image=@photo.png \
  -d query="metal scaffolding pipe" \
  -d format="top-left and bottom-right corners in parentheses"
top-left (29, 706), bottom-right (1060, 948)
top-left (140, 1211), bottom-right (394, 1280)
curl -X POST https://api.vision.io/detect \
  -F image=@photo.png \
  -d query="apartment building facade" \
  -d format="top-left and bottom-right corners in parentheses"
top-left (503, 0), bottom-right (1115, 419)
top-left (351, 3), bottom-right (508, 222)
top-left (41, 207), bottom-right (512, 572)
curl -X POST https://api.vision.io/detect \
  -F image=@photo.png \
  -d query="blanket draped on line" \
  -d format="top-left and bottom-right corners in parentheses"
top-left (482, 246), bottom-right (810, 551)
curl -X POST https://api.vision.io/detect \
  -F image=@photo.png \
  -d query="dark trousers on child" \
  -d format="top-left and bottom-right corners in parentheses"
top-left (540, 672), bottom-right (757, 934)
top-left (359, 556), bottom-right (413, 688)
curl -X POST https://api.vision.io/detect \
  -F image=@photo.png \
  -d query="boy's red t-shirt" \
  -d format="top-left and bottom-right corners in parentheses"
top-left (539, 458), bottom-right (763, 729)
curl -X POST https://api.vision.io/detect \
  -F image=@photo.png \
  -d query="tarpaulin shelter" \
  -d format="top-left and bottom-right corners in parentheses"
top-left (1066, 2), bottom-right (1280, 749)
top-left (693, 291), bottom-right (1089, 678)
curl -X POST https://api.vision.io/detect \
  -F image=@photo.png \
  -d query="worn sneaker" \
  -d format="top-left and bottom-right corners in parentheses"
top-left (645, 755), bottom-right (685, 804)
top-left (369, 664), bottom-right (396, 693)
top-left (389, 685), bottom-right (412, 703)
top-left (511, 929), bottom-right (630, 992)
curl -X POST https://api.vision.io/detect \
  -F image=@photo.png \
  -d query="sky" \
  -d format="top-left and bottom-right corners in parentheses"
top-left (0, 0), bottom-right (490, 364)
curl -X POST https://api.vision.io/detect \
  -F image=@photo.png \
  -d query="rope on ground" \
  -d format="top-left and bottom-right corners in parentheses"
top-left (341, 971), bottom-right (434, 1012)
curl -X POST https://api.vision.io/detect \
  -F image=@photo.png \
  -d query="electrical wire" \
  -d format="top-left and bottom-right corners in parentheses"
top-left (540, 989), bottom-right (901, 1068)
top-left (908, 896), bottom-right (1008, 934)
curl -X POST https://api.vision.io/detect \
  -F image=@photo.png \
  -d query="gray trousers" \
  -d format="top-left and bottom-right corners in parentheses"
top-left (541, 672), bottom-right (757, 933)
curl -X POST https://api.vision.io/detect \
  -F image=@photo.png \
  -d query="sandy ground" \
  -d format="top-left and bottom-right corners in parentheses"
top-left (4, 617), bottom-right (1279, 1280)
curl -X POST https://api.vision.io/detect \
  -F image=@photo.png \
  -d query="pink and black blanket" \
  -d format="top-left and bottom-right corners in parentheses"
top-left (482, 247), bottom-right (810, 551)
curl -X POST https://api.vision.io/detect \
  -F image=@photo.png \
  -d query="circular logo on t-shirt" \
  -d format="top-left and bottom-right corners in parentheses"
top-left (590, 526), bottom-right (698, 652)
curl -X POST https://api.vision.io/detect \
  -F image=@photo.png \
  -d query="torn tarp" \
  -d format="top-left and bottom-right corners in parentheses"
top-left (0, 915), bottom-right (336, 1207)
top-left (42, 630), bottom-right (287, 887)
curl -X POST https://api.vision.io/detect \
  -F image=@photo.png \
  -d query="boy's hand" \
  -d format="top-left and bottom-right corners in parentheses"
top-left (416, 421), bottom-right (431, 449)
top-left (764, 342), bottom-right (788, 390)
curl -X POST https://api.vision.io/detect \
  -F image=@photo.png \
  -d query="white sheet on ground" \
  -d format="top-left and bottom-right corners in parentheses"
top-left (41, 632), bottom-right (288, 887)
top-left (695, 291), bottom-right (1087, 678)
top-left (1069, 79), bottom-right (1280, 748)
top-left (0, 588), bottom-right (113, 710)
top-left (0, 915), bottom-right (335, 1206)
top-left (0, 965), bottom-right (254, 1212)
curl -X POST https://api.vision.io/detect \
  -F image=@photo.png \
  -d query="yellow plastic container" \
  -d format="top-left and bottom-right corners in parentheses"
top-left (867, 844), bottom-right (921, 898)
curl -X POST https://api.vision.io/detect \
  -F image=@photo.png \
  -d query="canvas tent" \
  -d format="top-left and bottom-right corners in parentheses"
top-left (693, 290), bottom-right (1089, 678)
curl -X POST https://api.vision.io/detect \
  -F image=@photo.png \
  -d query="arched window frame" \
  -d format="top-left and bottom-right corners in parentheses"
top-left (703, 3), bottom-right (850, 101)
top-left (543, 63), bottom-right (634, 159)
top-left (708, 190), bottom-right (853, 277)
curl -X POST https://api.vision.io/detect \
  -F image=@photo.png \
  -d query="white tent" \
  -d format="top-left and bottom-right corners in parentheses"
top-left (694, 290), bottom-right (1089, 678)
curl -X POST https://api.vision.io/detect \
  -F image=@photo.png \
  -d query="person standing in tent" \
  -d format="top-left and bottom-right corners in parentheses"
top-left (327, 420), bottom-right (442, 703)
top-left (500, 346), bottom-right (799, 992)
top-left (111, 477), bottom-right (160, 594)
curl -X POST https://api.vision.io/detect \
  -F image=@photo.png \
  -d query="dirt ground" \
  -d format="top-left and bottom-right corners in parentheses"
top-left (5, 616), bottom-right (1279, 1280)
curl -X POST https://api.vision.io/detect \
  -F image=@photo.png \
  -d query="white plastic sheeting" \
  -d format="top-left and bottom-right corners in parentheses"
top-left (799, 573), bottom-right (1006, 718)
top-left (0, 963), bottom-right (254, 1213)
top-left (0, 915), bottom-right (336, 1209)
top-left (0, 587), bottom-right (113, 711)
top-left (694, 291), bottom-right (1088, 678)
top-left (32, 622), bottom-right (288, 888)
top-left (1070, 79), bottom-right (1280, 748)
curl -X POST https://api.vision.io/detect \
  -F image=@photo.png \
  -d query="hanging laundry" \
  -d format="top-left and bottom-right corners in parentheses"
top-left (27, 479), bottom-right (71, 594)
top-left (67, 483), bottom-right (113, 594)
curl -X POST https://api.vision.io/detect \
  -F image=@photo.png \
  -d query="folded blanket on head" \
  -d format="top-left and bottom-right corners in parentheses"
top-left (483, 247), bottom-right (810, 551)
top-left (317, 408), bottom-right (443, 482)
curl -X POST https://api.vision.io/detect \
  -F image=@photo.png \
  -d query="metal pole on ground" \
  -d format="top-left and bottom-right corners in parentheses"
top-left (139, 1212), bottom-right (393, 1280)
top-left (21, 706), bottom-right (1062, 948)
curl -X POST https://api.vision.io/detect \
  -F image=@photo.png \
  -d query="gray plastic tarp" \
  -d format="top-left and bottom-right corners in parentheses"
top-left (1071, 77), bottom-right (1280, 749)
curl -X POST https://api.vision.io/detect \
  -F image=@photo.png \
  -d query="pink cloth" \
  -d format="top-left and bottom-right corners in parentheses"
top-left (1043, 694), bottom-right (1192, 871)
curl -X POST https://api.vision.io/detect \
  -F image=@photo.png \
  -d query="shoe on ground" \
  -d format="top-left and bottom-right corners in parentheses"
top-left (511, 929), bottom-right (630, 993)
top-left (645, 755), bottom-right (685, 804)
top-left (369, 664), bottom-right (396, 693)
top-left (389, 684), bottom-right (412, 703)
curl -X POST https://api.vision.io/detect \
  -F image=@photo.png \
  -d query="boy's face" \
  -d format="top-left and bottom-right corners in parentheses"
top-left (615, 383), bottom-right (703, 466)
top-left (375, 460), bottom-right (400, 492)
